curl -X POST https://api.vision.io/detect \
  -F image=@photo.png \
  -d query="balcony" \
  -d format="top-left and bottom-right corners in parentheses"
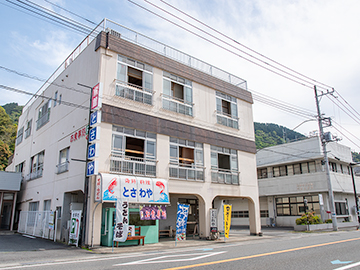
top-left (211, 169), bottom-right (239, 185)
top-left (115, 81), bottom-right (152, 105)
top-left (110, 153), bottom-right (156, 177)
top-left (56, 161), bottom-right (69, 174)
top-left (169, 162), bottom-right (204, 181)
top-left (162, 94), bottom-right (193, 116)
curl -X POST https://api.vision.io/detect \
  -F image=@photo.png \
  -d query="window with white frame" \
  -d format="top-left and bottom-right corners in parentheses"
top-left (162, 71), bottom-right (193, 116)
top-left (211, 145), bottom-right (239, 184)
top-left (216, 91), bottom-right (238, 129)
top-left (25, 119), bottom-right (32, 139)
top-left (29, 201), bottom-right (39, 211)
top-left (57, 147), bottom-right (69, 174)
top-left (169, 137), bottom-right (204, 181)
top-left (15, 126), bottom-right (24, 146)
top-left (28, 151), bottom-right (44, 180)
top-left (110, 125), bottom-right (156, 176)
top-left (43, 200), bottom-right (51, 211)
top-left (15, 162), bottom-right (25, 173)
top-left (36, 100), bottom-right (51, 130)
top-left (116, 55), bottom-right (153, 105)
top-left (335, 201), bottom-right (349, 216)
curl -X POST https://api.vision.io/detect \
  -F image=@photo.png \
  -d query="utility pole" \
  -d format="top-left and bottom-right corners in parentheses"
top-left (350, 163), bottom-right (360, 224)
top-left (314, 86), bottom-right (338, 231)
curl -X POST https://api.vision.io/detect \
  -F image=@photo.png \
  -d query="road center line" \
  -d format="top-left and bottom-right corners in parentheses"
top-left (333, 261), bottom-right (360, 270)
top-left (163, 237), bottom-right (360, 270)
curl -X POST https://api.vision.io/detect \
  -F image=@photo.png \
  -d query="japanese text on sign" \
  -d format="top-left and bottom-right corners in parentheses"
top-left (223, 204), bottom-right (232, 238)
top-left (114, 200), bottom-right (128, 242)
top-left (70, 127), bottom-right (87, 143)
top-left (176, 203), bottom-right (190, 241)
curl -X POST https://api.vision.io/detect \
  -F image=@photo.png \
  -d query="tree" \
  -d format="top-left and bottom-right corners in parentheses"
top-left (0, 107), bottom-right (17, 169)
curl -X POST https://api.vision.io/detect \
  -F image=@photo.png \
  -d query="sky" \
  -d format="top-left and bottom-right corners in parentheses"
top-left (1, 0), bottom-right (360, 153)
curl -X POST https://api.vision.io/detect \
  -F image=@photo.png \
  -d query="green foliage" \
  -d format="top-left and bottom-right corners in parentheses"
top-left (295, 212), bottom-right (322, 225)
top-left (325, 219), bottom-right (332, 223)
top-left (254, 122), bottom-right (305, 150)
top-left (0, 105), bottom-right (19, 170)
top-left (352, 152), bottom-right (360, 163)
top-left (2, 102), bottom-right (23, 124)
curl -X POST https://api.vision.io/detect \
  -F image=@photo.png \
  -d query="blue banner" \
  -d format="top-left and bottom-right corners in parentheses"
top-left (175, 203), bottom-right (190, 241)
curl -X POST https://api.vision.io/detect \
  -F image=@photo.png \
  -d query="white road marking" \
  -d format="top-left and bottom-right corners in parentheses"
top-left (333, 261), bottom-right (360, 270)
top-left (114, 251), bottom-right (227, 266)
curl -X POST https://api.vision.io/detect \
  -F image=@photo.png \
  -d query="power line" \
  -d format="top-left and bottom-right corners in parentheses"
top-left (0, 84), bottom-right (89, 110)
top-left (158, 0), bottom-right (333, 91)
top-left (0, 66), bottom-right (90, 95)
top-left (128, 0), bottom-right (317, 90)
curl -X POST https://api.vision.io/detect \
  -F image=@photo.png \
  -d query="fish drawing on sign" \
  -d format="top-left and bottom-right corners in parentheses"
top-left (103, 177), bottom-right (117, 200)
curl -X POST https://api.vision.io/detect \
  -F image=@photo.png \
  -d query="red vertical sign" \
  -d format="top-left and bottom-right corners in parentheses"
top-left (91, 83), bottom-right (100, 111)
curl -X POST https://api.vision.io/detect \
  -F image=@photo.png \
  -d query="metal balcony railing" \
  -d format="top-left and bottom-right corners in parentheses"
top-left (211, 169), bottom-right (239, 185)
top-left (110, 153), bottom-right (156, 177)
top-left (25, 168), bottom-right (43, 181)
top-left (169, 162), bottom-right (205, 181)
top-left (56, 161), bottom-right (69, 174)
top-left (162, 94), bottom-right (193, 116)
top-left (115, 81), bottom-right (153, 105)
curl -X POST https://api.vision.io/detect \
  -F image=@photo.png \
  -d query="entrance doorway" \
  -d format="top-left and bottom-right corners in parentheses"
top-left (178, 198), bottom-right (199, 236)
top-left (0, 201), bottom-right (13, 230)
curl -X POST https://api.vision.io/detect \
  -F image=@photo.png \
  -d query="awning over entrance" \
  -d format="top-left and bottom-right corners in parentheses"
top-left (97, 173), bottom-right (169, 204)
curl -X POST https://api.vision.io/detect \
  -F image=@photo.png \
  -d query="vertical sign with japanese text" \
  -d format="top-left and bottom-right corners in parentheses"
top-left (69, 210), bottom-right (82, 247)
top-left (95, 174), bottom-right (102, 202)
top-left (113, 199), bottom-right (128, 242)
top-left (223, 204), bottom-right (232, 238)
top-left (176, 203), bottom-right (190, 241)
top-left (209, 209), bottom-right (217, 233)
top-left (91, 83), bottom-right (102, 111)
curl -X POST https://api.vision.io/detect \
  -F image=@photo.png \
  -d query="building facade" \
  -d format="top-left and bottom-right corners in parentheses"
top-left (8, 19), bottom-right (260, 245)
top-left (231, 136), bottom-right (360, 227)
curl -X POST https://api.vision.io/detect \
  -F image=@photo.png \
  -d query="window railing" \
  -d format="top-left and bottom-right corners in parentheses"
top-left (56, 161), bottom-right (69, 174)
top-left (211, 169), bottom-right (239, 185)
top-left (25, 167), bottom-right (43, 181)
top-left (110, 153), bottom-right (156, 177)
top-left (169, 162), bottom-right (204, 181)
top-left (162, 94), bottom-right (193, 116)
top-left (36, 112), bottom-right (50, 130)
top-left (115, 80), bottom-right (153, 105)
top-left (216, 110), bottom-right (238, 129)
top-left (25, 127), bottom-right (31, 139)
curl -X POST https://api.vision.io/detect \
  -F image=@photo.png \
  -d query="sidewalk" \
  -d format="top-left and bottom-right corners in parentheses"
top-left (90, 227), bottom-right (288, 254)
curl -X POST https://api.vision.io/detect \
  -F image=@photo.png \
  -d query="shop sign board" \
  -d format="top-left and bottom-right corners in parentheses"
top-left (223, 204), bottom-right (232, 238)
top-left (91, 83), bottom-right (102, 111)
top-left (69, 210), bottom-right (82, 247)
top-left (90, 110), bottom-right (101, 127)
top-left (100, 173), bottom-right (170, 204)
top-left (139, 205), bottom-right (167, 220)
top-left (89, 126), bottom-right (100, 143)
top-left (209, 209), bottom-right (217, 233)
top-left (95, 174), bottom-right (102, 202)
top-left (86, 160), bottom-right (98, 176)
top-left (175, 203), bottom-right (190, 241)
top-left (113, 200), bottom-right (128, 242)
top-left (88, 143), bottom-right (99, 159)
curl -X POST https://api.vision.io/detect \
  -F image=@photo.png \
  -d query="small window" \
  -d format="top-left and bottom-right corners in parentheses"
top-left (29, 201), bottom-right (39, 211)
top-left (25, 119), bottom-right (32, 139)
top-left (59, 94), bottom-right (62, 105)
top-left (335, 201), bottom-right (349, 215)
top-left (54, 91), bottom-right (58, 107)
top-left (43, 200), bottom-right (51, 211)
top-left (15, 127), bottom-right (24, 146)
top-left (57, 148), bottom-right (69, 174)
top-left (216, 91), bottom-right (238, 129)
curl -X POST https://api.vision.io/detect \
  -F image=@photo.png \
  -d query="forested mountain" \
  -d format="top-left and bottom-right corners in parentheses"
top-left (254, 122), bottom-right (305, 149)
top-left (3, 102), bottom-right (23, 124)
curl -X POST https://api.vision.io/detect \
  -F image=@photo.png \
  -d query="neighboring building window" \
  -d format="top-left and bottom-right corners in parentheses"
top-left (216, 91), bottom-right (238, 129)
top-left (116, 55), bottom-right (153, 105)
top-left (232, 211), bottom-right (249, 218)
top-left (335, 201), bottom-right (349, 216)
top-left (260, 210), bottom-right (269, 217)
top-left (169, 137), bottom-right (204, 181)
top-left (15, 162), bottom-right (25, 173)
top-left (110, 125), bottom-right (156, 176)
top-left (211, 145), bottom-right (238, 184)
top-left (43, 200), bottom-right (51, 211)
top-left (54, 91), bottom-right (58, 107)
top-left (59, 94), bottom-right (62, 105)
top-left (25, 119), bottom-right (32, 139)
top-left (257, 168), bottom-right (268, 179)
top-left (276, 195), bottom-right (320, 216)
top-left (28, 151), bottom-right (44, 180)
top-left (29, 201), bottom-right (39, 212)
top-left (36, 101), bottom-right (51, 130)
top-left (56, 206), bottom-right (62, 219)
top-left (329, 162), bottom-right (337, 172)
top-left (57, 147), bottom-right (69, 174)
top-left (162, 71), bottom-right (193, 116)
top-left (15, 127), bottom-right (24, 146)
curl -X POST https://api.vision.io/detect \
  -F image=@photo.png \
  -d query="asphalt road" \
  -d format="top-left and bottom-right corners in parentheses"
top-left (1, 230), bottom-right (360, 270)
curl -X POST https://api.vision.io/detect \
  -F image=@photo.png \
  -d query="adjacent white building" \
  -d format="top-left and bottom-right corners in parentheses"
top-left (7, 19), bottom-right (261, 245)
top-left (232, 136), bottom-right (360, 228)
